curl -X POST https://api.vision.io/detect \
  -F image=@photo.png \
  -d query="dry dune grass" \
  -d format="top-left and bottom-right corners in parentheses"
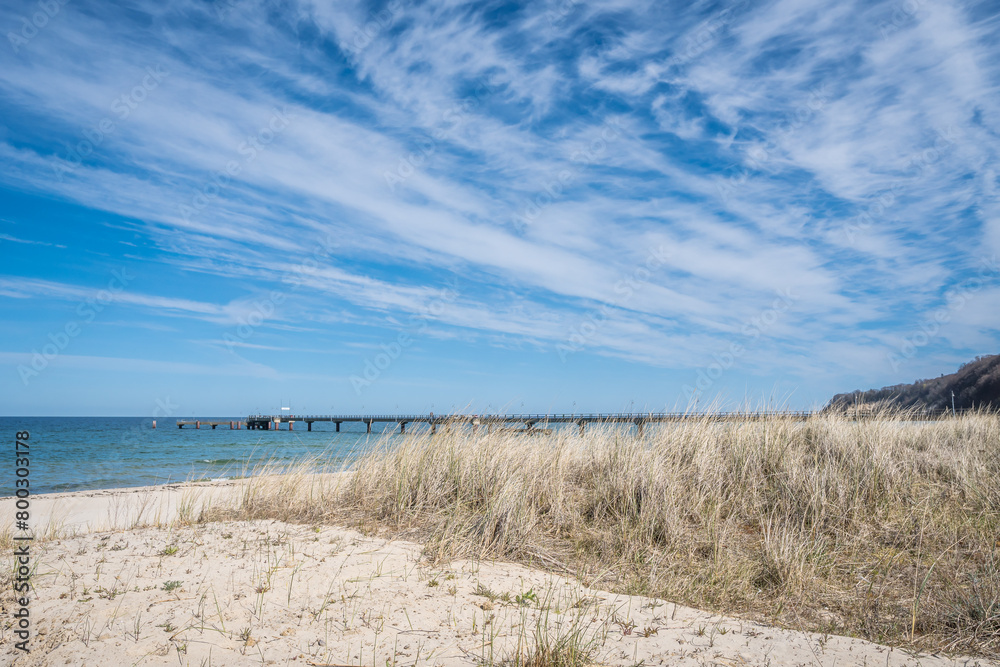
top-left (201, 410), bottom-right (1000, 659)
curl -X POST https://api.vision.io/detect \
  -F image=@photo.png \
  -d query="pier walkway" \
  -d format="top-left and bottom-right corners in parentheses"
top-left (175, 409), bottom-right (969, 434)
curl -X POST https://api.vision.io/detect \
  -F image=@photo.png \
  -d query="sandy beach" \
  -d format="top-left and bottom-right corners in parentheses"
top-left (1, 479), bottom-right (996, 667)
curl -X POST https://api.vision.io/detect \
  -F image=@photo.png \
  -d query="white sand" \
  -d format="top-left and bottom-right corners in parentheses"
top-left (0, 480), bottom-right (246, 537)
top-left (1, 482), bottom-right (996, 666)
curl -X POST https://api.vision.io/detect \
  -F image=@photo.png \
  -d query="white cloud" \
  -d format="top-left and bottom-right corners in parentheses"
top-left (0, 0), bottom-right (997, 387)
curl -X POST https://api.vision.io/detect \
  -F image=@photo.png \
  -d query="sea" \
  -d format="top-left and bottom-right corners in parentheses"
top-left (2, 417), bottom-right (394, 495)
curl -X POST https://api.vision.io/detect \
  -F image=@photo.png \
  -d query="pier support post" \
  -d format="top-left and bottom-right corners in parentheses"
top-left (307, 422), bottom-right (312, 431)
top-left (196, 421), bottom-right (200, 429)
top-left (289, 421), bottom-right (293, 430)
top-left (635, 419), bottom-right (644, 437)
top-left (431, 422), bottom-right (436, 434)
top-left (335, 422), bottom-right (341, 432)
top-left (578, 421), bottom-right (584, 436)
top-left (365, 420), bottom-right (372, 434)
top-left (399, 421), bottom-right (406, 434)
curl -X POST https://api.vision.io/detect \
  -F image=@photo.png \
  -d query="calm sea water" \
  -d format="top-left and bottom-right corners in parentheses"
top-left (1, 417), bottom-right (396, 495)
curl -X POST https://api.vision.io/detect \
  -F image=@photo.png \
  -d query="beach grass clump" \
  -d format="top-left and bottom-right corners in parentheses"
top-left (217, 410), bottom-right (1000, 657)
top-left (197, 454), bottom-right (345, 526)
top-left (336, 410), bottom-right (1000, 657)
top-left (497, 607), bottom-right (599, 667)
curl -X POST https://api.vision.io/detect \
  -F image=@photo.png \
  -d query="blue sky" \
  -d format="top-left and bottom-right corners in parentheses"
top-left (1, 0), bottom-right (998, 416)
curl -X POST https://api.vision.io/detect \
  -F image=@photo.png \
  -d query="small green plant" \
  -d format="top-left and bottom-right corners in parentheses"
top-left (616, 617), bottom-right (636, 636)
top-left (129, 611), bottom-right (144, 643)
top-left (515, 588), bottom-right (538, 606)
top-left (475, 583), bottom-right (498, 601)
top-left (427, 578), bottom-right (439, 588)
top-left (96, 586), bottom-right (119, 600)
top-left (499, 604), bottom-right (598, 667)
top-left (161, 545), bottom-right (179, 556)
top-left (162, 580), bottom-right (183, 592)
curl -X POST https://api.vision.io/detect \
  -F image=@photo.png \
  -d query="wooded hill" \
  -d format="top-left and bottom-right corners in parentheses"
top-left (827, 354), bottom-right (1000, 411)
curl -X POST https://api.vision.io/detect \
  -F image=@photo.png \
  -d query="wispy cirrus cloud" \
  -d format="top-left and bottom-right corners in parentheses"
top-left (0, 0), bottom-right (998, 412)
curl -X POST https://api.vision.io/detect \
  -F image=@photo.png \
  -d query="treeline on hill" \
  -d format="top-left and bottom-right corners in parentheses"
top-left (827, 354), bottom-right (1000, 411)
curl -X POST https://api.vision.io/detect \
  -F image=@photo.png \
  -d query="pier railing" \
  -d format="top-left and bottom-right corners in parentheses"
top-left (177, 408), bottom-right (978, 431)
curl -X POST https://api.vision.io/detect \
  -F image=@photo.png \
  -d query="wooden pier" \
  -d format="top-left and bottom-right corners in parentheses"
top-left (175, 409), bottom-right (972, 434)
top-left (176, 420), bottom-right (245, 429)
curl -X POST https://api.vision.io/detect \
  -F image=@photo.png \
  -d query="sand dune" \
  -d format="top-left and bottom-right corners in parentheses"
top-left (1, 481), bottom-right (996, 666)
